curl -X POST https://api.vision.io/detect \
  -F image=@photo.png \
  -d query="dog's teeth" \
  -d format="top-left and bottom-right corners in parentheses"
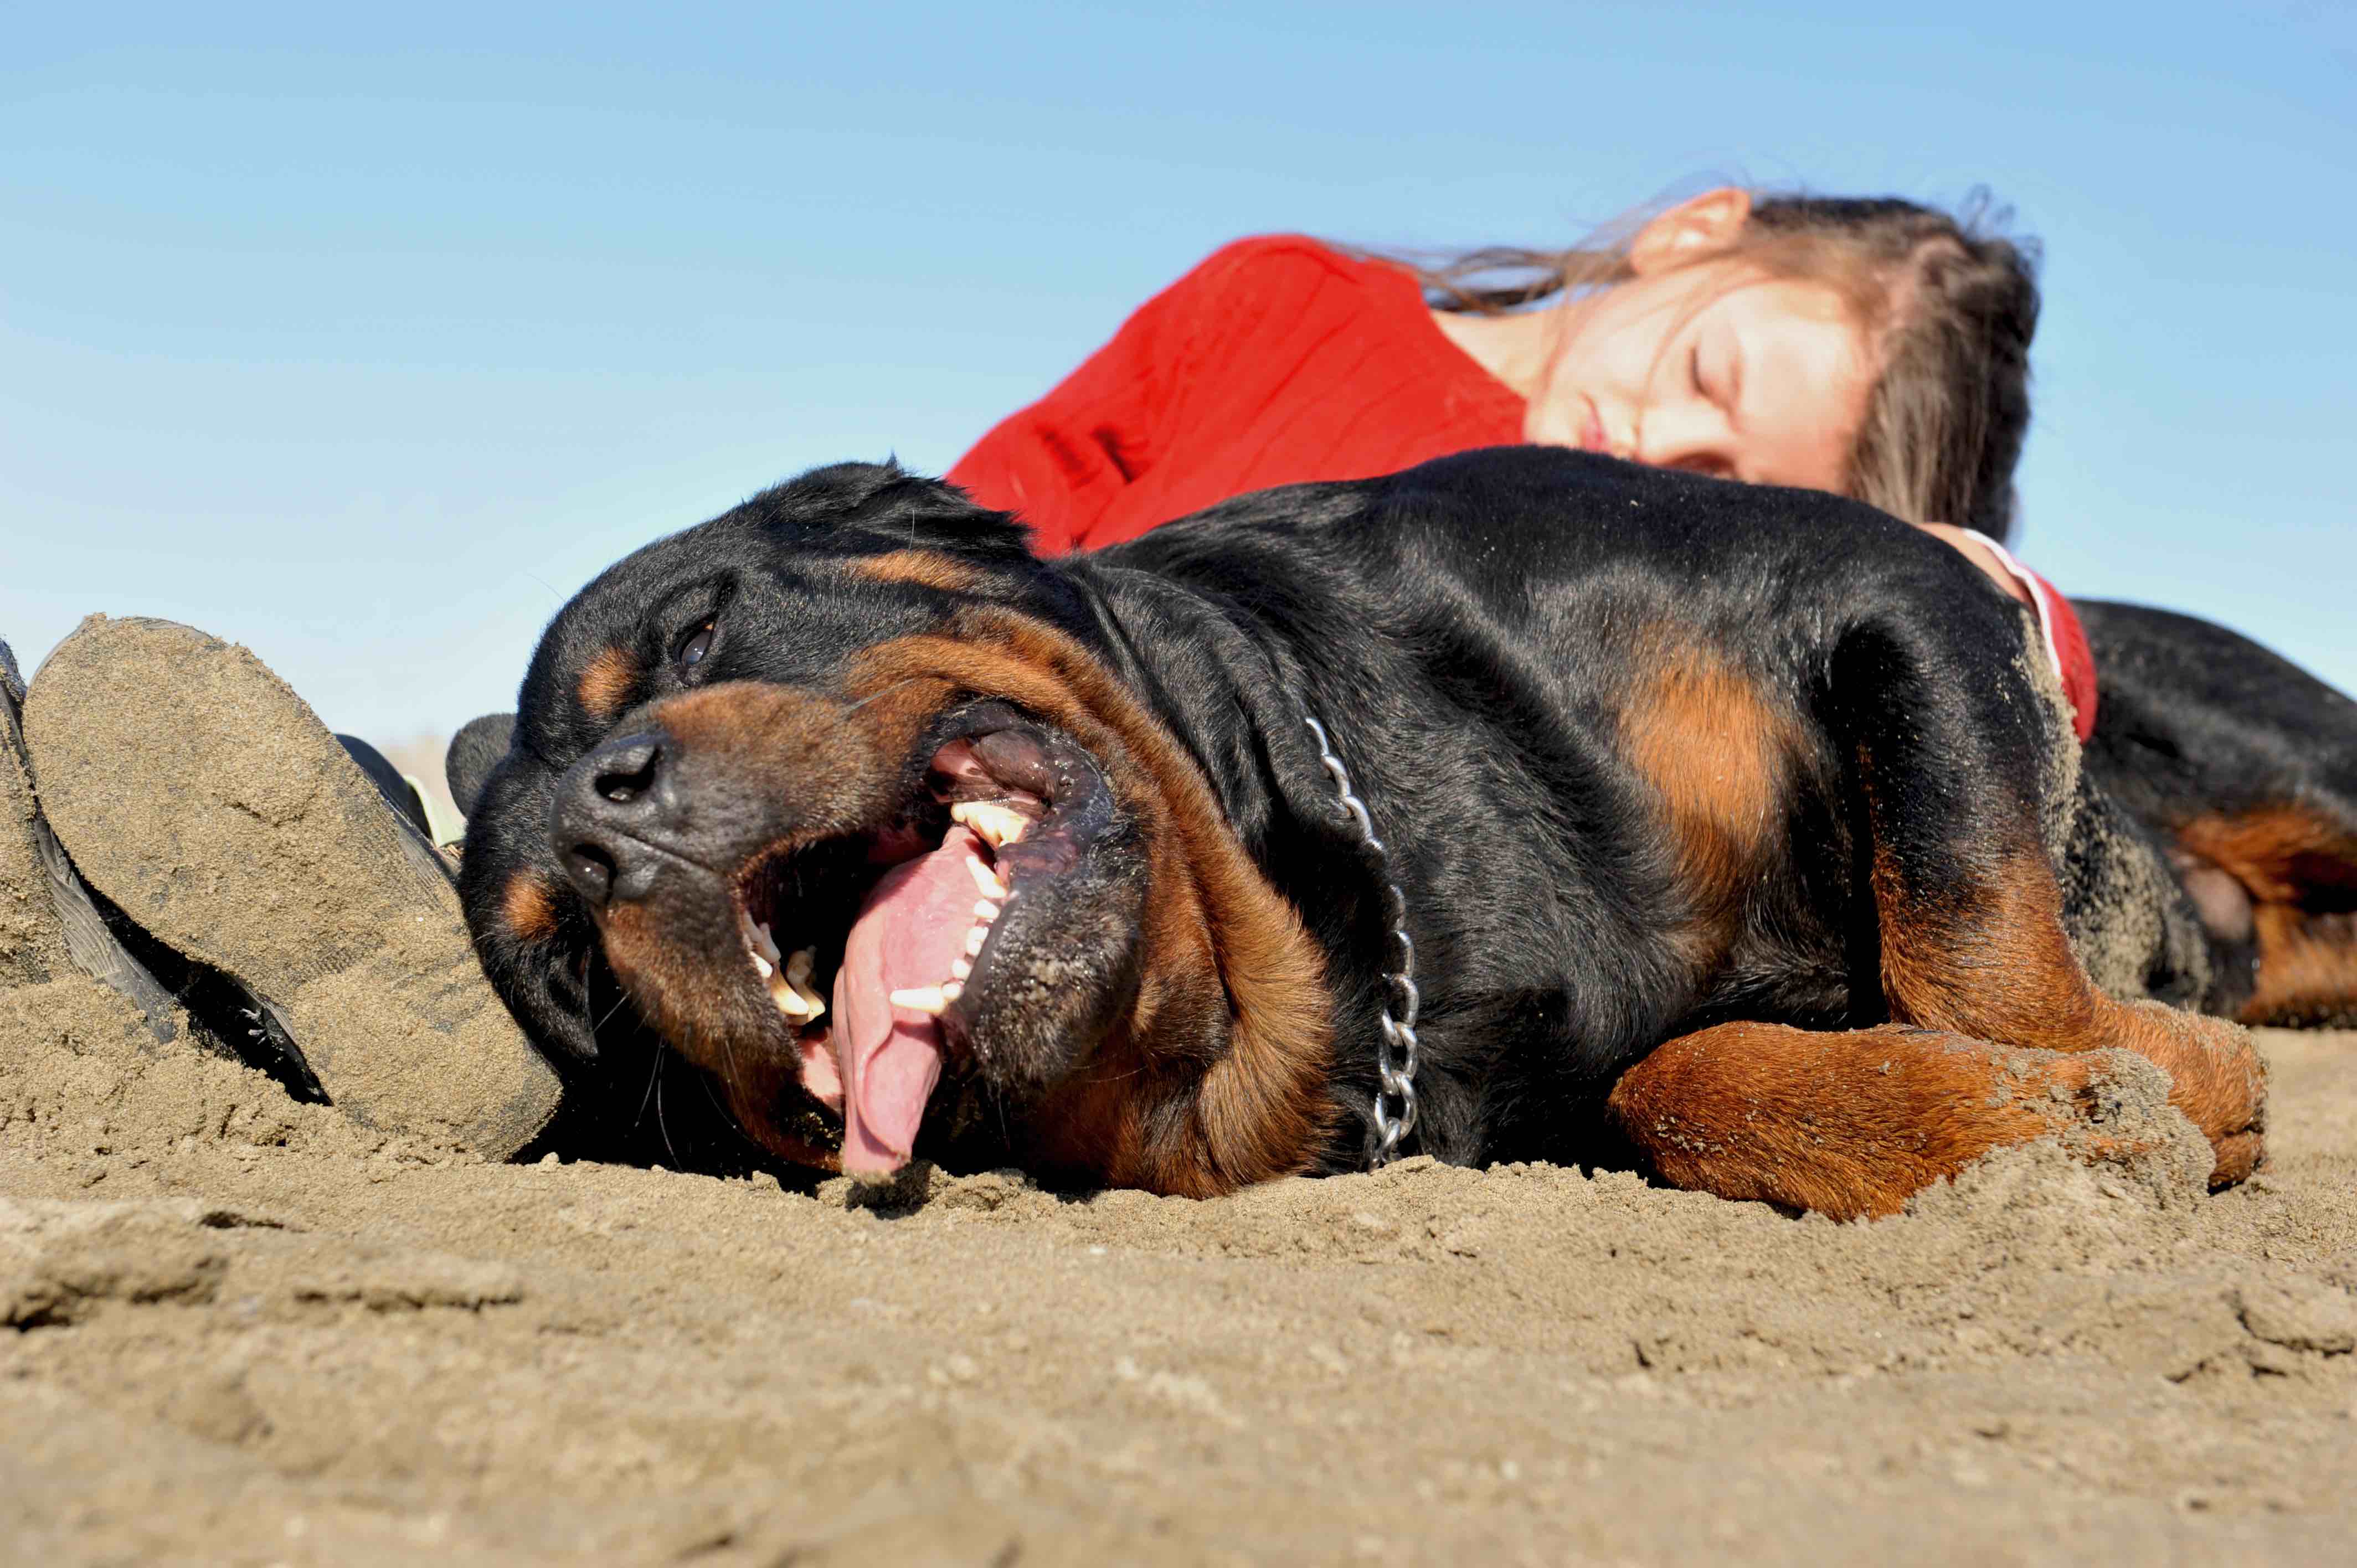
top-left (952, 801), bottom-right (1031, 849)
top-left (751, 932), bottom-right (817, 1013)
top-left (740, 912), bottom-right (779, 984)
top-left (949, 957), bottom-right (971, 981)
top-left (964, 925), bottom-right (987, 956)
top-left (941, 981), bottom-right (962, 1002)
top-left (964, 856), bottom-right (1010, 899)
top-left (739, 915), bottom-right (784, 967)
top-left (974, 900), bottom-right (1001, 922)
top-left (770, 975), bottom-right (814, 1018)
top-left (779, 947), bottom-right (827, 1021)
top-left (889, 986), bottom-right (950, 1015)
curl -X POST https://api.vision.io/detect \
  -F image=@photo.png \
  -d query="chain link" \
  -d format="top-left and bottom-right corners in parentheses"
top-left (1303, 714), bottom-right (1419, 1166)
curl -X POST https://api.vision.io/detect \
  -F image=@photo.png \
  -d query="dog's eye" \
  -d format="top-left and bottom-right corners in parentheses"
top-left (674, 620), bottom-right (717, 673)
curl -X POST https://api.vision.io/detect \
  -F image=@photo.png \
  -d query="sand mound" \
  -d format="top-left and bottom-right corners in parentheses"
top-left (3, 986), bottom-right (2353, 1564)
top-left (1, 977), bottom-right (398, 1169)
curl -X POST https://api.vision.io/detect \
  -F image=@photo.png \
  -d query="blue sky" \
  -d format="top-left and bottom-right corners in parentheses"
top-left (5, 3), bottom-right (2353, 744)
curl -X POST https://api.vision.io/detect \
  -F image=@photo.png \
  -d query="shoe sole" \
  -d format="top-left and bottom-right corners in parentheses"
top-left (1, 636), bottom-right (179, 1039)
top-left (26, 616), bottom-right (562, 1156)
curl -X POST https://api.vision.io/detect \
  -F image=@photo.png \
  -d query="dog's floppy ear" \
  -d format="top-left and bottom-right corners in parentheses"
top-left (457, 750), bottom-right (601, 1064)
top-left (445, 712), bottom-right (516, 819)
top-left (749, 461), bottom-right (1037, 563)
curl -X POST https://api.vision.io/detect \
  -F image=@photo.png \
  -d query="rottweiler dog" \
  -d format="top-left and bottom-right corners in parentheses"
top-left (460, 448), bottom-right (2300, 1218)
top-left (2073, 601), bottom-right (2357, 1030)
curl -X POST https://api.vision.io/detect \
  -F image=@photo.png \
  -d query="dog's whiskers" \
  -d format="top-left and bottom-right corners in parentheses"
top-left (842, 677), bottom-right (926, 716)
top-left (633, 1037), bottom-right (666, 1131)
top-left (656, 1059), bottom-right (682, 1170)
top-left (593, 989), bottom-right (633, 1035)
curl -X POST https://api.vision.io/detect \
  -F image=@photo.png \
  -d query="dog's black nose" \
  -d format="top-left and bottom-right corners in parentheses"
top-left (551, 731), bottom-right (676, 907)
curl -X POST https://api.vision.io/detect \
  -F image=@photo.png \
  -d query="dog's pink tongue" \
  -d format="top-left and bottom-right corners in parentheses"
top-left (832, 825), bottom-right (986, 1174)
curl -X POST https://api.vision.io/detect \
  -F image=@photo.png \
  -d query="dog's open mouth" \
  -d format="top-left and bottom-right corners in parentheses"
top-left (727, 701), bottom-right (1116, 1177)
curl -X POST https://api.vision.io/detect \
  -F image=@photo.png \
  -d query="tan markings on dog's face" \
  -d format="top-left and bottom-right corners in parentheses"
top-left (591, 895), bottom-right (845, 1173)
top-left (502, 868), bottom-right (559, 943)
top-left (567, 608), bottom-right (1335, 1195)
top-left (572, 673), bottom-right (963, 1174)
top-left (595, 900), bottom-right (734, 1049)
top-left (850, 550), bottom-right (980, 592)
top-left (651, 676), bottom-right (954, 840)
top-left (709, 1051), bottom-right (845, 1173)
top-left (846, 607), bottom-right (1339, 1196)
top-left (585, 674), bottom-right (953, 1065)
top-left (577, 646), bottom-right (639, 721)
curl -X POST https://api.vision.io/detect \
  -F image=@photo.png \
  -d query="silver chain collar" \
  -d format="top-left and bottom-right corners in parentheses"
top-left (1303, 714), bottom-right (1419, 1167)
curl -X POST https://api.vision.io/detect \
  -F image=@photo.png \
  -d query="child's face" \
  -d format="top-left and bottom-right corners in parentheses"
top-left (1526, 254), bottom-right (1874, 496)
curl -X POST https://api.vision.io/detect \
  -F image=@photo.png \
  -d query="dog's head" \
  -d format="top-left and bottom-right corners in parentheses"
top-left (461, 463), bottom-right (1336, 1193)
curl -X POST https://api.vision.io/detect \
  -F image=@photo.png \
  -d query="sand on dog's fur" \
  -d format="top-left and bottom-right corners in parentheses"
top-left (2, 971), bottom-right (2353, 1565)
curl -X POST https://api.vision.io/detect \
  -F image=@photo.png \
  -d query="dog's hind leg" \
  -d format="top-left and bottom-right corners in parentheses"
top-left (1604, 1021), bottom-right (2188, 1220)
top-left (1816, 606), bottom-right (2266, 1188)
top-left (1603, 597), bottom-right (2269, 1218)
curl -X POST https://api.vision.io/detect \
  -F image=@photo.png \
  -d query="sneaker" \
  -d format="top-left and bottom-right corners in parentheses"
top-left (1, 633), bottom-right (178, 1040)
top-left (25, 616), bottom-right (563, 1157)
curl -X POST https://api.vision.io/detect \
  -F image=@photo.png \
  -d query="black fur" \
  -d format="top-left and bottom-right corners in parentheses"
top-left (2081, 602), bottom-right (2357, 845)
top-left (445, 713), bottom-right (515, 820)
top-left (459, 448), bottom-right (2324, 1175)
top-left (2077, 601), bottom-right (2357, 1019)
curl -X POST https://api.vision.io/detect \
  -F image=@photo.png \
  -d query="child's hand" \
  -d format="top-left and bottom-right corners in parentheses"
top-left (1916, 523), bottom-right (2033, 606)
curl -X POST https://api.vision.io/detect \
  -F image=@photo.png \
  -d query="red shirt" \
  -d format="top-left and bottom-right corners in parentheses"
top-left (950, 234), bottom-right (2097, 739)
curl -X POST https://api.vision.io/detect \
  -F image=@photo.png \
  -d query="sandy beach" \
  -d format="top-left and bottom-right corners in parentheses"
top-left (3, 967), bottom-right (2352, 1566)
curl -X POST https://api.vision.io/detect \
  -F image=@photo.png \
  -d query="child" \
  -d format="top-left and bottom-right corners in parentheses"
top-left (949, 187), bottom-right (2093, 736)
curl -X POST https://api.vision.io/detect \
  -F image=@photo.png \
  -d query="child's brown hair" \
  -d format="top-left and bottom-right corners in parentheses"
top-left (1397, 190), bottom-right (2041, 541)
